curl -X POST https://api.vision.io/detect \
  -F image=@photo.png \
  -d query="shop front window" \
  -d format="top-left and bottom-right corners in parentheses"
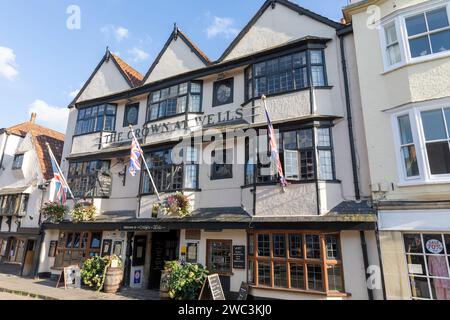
top-left (248, 231), bottom-right (344, 294)
top-left (54, 231), bottom-right (102, 268)
top-left (404, 233), bottom-right (450, 300)
top-left (206, 239), bottom-right (232, 275)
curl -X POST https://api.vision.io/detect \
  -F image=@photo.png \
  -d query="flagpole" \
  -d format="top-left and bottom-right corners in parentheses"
top-left (129, 125), bottom-right (161, 202)
top-left (46, 143), bottom-right (76, 201)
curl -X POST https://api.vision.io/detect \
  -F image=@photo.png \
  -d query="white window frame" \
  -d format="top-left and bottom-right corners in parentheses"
top-left (284, 150), bottom-right (300, 181)
top-left (392, 102), bottom-right (450, 185)
top-left (380, 0), bottom-right (450, 72)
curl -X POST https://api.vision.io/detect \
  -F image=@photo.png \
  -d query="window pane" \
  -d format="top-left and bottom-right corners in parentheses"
top-left (404, 234), bottom-right (423, 254)
top-left (430, 29), bottom-right (450, 53)
top-left (284, 150), bottom-right (299, 180)
top-left (73, 233), bottom-right (81, 248)
top-left (273, 234), bottom-right (286, 258)
top-left (255, 77), bottom-right (267, 96)
top-left (190, 82), bottom-right (202, 94)
top-left (311, 66), bottom-right (325, 86)
top-left (293, 52), bottom-right (307, 67)
top-left (289, 234), bottom-right (302, 258)
top-left (423, 234), bottom-right (445, 255)
top-left (207, 241), bottom-right (231, 274)
top-left (267, 75), bottom-right (280, 94)
top-left (426, 142), bottom-right (450, 175)
top-left (427, 255), bottom-right (449, 278)
top-left (409, 36), bottom-right (432, 58)
top-left (161, 88), bottom-right (169, 100)
top-left (90, 233), bottom-right (102, 249)
top-left (387, 44), bottom-right (402, 65)
top-left (410, 276), bottom-right (431, 299)
top-left (445, 108), bottom-right (450, 137)
top-left (406, 255), bottom-right (426, 275)
top-left (274, 263), bottom-right (287, 288)
top-left (305, 235), bottom-right (321, 259)
top-left (290, 264), bottom-right (305, 289)
top-left (151, 91), bottom-right (160, 103)
top-left (310, 50), bottom-right (323, 64)
top-left (406, 13), bottom-right (428, 36)
top-left (307, 264), bottom-right (323, 291)
top-left (255, 63), bottom-right (266, 76)
top-left (279, 71), bottom-right (294, 92)
top-left (294, 68), bottom-right (308, 89)
top-left (300, 150), bottom-right (315, 180)
top-left (398, 115), bottom-right (414, 145)
top-left (385, 23), bottom-right (398, 44)
top-left (150, 104), bottom-right (158, 121)
top-left (429, 277), bottom-right (450, 300)
top-left (166, 98), bottom-right (177, 116)
top-left (283, 131), bottom-right (297, 150)
top-left (258, 262), bottom-right (271, 286)
top-left (179, 83), bottom-right (188, 95)
top-left (257, 234), bottom-right (270, 257)
top-left (159, 101), bottom-right (167, 118)
top-left (426, 8), bottom-right (449, 31)
top-left (279, 56), bottom-right (292, 71)
top-left (327, 265), bottom-right (343, 292)
top-left (445, 234), bottom-right (450, 254)
top-left (421, 110), bottom-right (447, 141)
top-left (177, 96), bottom-right (187, 114)
top-left (319, 150), bottom-right (333, 180)
top-left (298, 129), bottom-right (313, 148)
top-left (317, 128), bottom-right (331, 147)
top-left (326, 235), bottom-right (340, 260)
top-left (189, 95), bottom-right (201, 112)
top-left (184, 164), bottom-right (197, 189)
top-left (266, 59), bottom-right (279, 74)
top-left (402, 145), bottom-right (420, 177)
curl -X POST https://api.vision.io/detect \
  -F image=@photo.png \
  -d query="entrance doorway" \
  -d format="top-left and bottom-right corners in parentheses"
top-left (148, 231), bottom-right (179, 289)
top-left (21, 240), bottom-right (36, 277)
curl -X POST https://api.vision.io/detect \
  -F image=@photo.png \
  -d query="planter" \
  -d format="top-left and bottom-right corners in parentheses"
top-left (160, 270), bottom-right (170, 299)
top-left (103, 267), bottom-right (123, 294)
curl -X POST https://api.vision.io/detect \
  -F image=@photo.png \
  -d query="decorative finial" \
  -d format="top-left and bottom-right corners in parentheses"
top-left (105, 46), bottom-right (111, 61)
top-left (270, 0), bottom-right (276, 9)
top-left (173, 23), bottom-right (179, 40)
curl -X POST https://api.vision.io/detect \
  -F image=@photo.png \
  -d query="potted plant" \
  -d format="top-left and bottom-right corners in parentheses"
top-left (164, 261), bottom-right (209, 300)
top-left (71, 203), bottom-right (97, 223)
top-left (152, 192), bottom-right (192, 218)
top-left (40, 202), bottom-right (68, 223)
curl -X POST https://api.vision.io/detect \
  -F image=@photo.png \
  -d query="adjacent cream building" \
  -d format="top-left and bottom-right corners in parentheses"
top-left (38, 0), bottom-right (383, 300)
top-left (344, 0), bottom-right (450, 300)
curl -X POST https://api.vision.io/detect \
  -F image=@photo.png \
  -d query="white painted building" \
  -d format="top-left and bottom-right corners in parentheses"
top-left (0, 114), bottom-right (64, 277)
top-left (38, 0), bottom-right (382, 300)
top-left (344, 0), bottom-right (450, 300)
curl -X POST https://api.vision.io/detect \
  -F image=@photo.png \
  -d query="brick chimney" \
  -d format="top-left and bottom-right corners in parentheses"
top-left (30, 112), bottom-right (37, 124)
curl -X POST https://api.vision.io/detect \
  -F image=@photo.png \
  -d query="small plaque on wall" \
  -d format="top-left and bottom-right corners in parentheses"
top-left (185, 230), bottom-right (201, 240)
top-left (233, 246), bottom-right (246, 269)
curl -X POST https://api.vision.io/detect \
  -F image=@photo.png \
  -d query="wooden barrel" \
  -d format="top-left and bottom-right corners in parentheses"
top-left (103, 267), bottom-right (123, 294)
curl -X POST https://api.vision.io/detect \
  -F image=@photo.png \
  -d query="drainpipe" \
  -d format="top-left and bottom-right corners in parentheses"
top-left (339, 35), bottom-right (361, 201)
top-left (360, 231), bottom-right (374, 300)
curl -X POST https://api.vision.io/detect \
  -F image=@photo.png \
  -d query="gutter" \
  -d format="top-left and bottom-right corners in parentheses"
top-left (338, 34), bottom-right (361, 200)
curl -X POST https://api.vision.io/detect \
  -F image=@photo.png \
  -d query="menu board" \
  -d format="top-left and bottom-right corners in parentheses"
top-left (199, 274), bottom-right (226, 300)
top-left (233, 246), bottom-right (246, 269)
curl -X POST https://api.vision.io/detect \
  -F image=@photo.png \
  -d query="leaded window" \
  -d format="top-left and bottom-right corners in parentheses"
top-left (68, 160), bottom-right (111, 198)
top-left (75, 104), bottom-right (117, 135)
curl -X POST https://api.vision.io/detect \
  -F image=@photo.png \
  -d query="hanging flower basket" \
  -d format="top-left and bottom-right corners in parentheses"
top-left (152, 192), bottom-right (192, 218)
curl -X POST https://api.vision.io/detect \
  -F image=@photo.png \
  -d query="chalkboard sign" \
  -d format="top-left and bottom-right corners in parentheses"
top-left (233, 246), bottom-right (246, 269)
top-left (198, 274), bottom-right (226, 300)
top-left (237, 282), bottom-right (250, 301)
top-left (56, 266), bottom-right (81, 290)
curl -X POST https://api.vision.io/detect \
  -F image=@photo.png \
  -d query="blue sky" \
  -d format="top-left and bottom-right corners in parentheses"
top-left (0, 0), bottom-right (347, 132)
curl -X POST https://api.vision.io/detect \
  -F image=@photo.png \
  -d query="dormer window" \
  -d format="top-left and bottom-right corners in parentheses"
top-left (12, 154), bottom-right (24, 170)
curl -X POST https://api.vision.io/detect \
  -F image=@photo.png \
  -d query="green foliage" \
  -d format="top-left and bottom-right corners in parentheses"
top-left (71, 203), bottom-right (97, 223)
top-left (40, 202), bottom-right (68, 223)
top-left (80, 255), bottom-right (123, 291)
top-left (164, 261), bottom-right (209, 300)
top-left (152, 192), bottom-right (192, 218)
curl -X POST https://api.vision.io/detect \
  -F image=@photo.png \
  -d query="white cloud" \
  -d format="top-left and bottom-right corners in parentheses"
top-left (28, 100), bottom-right (69, 133)
top-left (128, 47), bottom-right (149, 63)
top-left (0, 46), bottom-right (19, 81)
top-left (68, 88), bottom-right (80, 99)
top-left (101, 25), bottom-right (130, 42)
top-left (206, 16), bottom-right (239, 39)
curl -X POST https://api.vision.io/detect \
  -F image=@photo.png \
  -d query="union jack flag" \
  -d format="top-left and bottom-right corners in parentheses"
top-left (129, 132), bottom-right (143, 177)
top-left (264, 101), bottom-right (288, 188)
top-left (49, 147), bottom-right (69, 205)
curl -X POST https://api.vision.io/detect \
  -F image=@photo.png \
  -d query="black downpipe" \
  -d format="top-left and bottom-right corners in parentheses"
top-left (360, 231), bottom-right (374, 300)
top-left (339, 35), bottom-right (361, 200)
top-left (124, 232), bottom-right (134, 287)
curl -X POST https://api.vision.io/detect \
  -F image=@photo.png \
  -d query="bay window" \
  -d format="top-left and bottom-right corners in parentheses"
top-left (245, 49), bottom-right (327, 101)
top-left (141, 147), bottom-right (199, 194)
top-left (245, 126), bottom-right (335, 185)
top-left (146, 81), bottom-right (202, 122)
top-left (68, 160), bottom-right (111, 198)
top-left (75, 104), bottom-right (117, 135)
top-left (248, 231), bottom-right (344, 294)
top-left (394, 106), bottom-right (450, 183)
top-left (0, 194), bottom-right (28, 216)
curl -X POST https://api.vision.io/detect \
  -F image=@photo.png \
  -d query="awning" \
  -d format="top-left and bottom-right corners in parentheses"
top-left (0, 186), bottom-right (31, 195)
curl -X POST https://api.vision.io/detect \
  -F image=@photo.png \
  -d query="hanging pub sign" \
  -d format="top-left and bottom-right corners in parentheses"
top-left (233, 245), bottom-right (246, 269)
top-left (199, 274), bottom-right (226, 301)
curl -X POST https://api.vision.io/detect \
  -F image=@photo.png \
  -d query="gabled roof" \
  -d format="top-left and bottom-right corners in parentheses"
top-left (6, 121), bottom-right (65, 180)
top-left (218, 0), bottom-right (344, 62)
top-left (142, 26), bottom-right (211, 83)
top-left (110, 53), bottom-right (144, 87)
top-left (69, 49), bottom-right (143, 106)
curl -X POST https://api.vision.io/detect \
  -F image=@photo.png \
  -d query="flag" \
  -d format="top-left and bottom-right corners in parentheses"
top-left (129, 131), bottom-right (143, 177)
top-left (263, 99), bottom-right (288, 188)
top-left (49, 148), bottom-right (69, 205)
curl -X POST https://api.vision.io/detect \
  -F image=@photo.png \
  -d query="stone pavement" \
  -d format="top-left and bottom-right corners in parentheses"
top-left (0, 292), bottom-right (40, 300)
top-left (0, 273), bottom-right (161, 300)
